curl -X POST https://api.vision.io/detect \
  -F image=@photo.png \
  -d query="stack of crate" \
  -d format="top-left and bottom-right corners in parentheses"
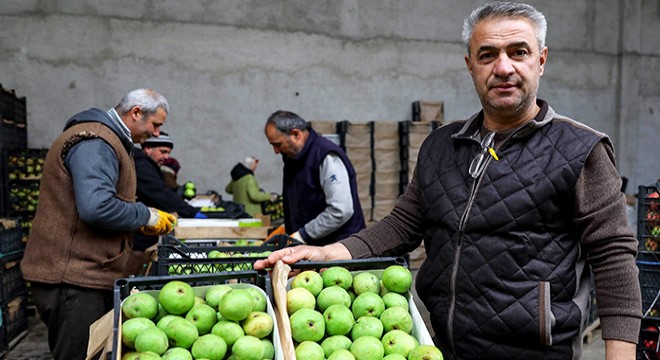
top-left (0, 219), bottom-right (28, 356)
top-left (0, 85), bottom-right (27, 150)
top-left (636, 184), bottom-right (660, 359)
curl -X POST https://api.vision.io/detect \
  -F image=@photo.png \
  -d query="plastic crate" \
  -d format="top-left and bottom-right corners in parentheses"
top-left (638, 184), bottom-right (660, 253)
top-left (111, 271), bottom-right (278, 360)
top-left (638, 259), bottom-right (660, 321)
top-left (637, 319), bottom-right (660, 360)
top-left (156, 234), bottom-right (302, 276)
top-left (0, 293), bottom-right (28, 353)
top-left (262, 195), bottom-right (284, 221)
top-left (0, 219), bottom-right (24, 255)
top-left (0, 252), bottom-right (26, 302)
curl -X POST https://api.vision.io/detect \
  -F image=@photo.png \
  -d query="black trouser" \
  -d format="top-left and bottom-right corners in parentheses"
top-left (30, 282), bottom-right (113, 360)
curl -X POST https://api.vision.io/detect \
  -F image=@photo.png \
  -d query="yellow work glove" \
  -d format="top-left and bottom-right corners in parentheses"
top-left (139, 208), bottom-right (177, 236)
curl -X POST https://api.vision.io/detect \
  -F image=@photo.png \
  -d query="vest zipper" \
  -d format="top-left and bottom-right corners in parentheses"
top-left (447, 153), bottom-right (493, 358)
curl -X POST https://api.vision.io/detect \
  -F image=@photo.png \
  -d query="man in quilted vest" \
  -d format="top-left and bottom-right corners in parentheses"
top-left (21, 88), bottom-right (177, 360)
top-left (256, 2), bottom-right (642, 359)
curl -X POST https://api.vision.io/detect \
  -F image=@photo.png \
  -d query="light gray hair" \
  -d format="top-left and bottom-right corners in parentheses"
top-left (115, 88), bottom-right (169, 116)
top-left (266, 110), bottom-right (311, 134)
top-left (462, 2), bottom-right (547, 56)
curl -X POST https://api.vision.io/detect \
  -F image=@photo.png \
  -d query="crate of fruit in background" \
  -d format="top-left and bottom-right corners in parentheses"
top-left (109, 270), bottom-right (281, 360)
top-left (1, 149), bottom-right (47, 241)
top-left (0, 219), bottom-right (25, 256)
top-left (157, 234), bottom-right (302, 276)
top-left (638, 183), bottom-right (660, 254)
top-left (272, 257), bottom-right (444, 360)
top-left (262, 194), bottom-right (284, 222)
top-left (0, 292), bottom-right (28, 355)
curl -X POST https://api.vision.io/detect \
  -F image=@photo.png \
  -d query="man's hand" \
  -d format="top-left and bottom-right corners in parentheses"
top-left (139, 208), bottom-right (177, 236)
top-left (253, 243), bottom-right (352, 270)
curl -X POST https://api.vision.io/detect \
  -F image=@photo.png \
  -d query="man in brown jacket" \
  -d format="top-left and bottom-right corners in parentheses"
top-left (21, 88), bottom-right (176, 360)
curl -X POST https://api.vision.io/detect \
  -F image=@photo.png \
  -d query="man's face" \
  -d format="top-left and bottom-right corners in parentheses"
top-left (144, 146), bottom-right (172, 165)
top-left (128, 107), bottom-right (167, 144)
top-left (465, 17), bottom-right (547, 120)
top-left (265, 123), bottom-right (304, 158)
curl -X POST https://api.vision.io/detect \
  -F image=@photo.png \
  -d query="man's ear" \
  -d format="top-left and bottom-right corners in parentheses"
top-left (130, 106), bottom-right (142, 121)
top-left (290, 129), bottom-right (302, 139)
top-left (464, 55), bottom-right (473, 75)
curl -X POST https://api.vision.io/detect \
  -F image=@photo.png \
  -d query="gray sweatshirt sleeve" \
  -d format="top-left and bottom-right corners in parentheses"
top-left (302, 153), bottom-right (355, 240)
top-left (65, 139), bottom-right (151, 231)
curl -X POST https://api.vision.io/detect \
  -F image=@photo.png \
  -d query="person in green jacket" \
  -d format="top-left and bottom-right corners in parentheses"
top-left (225, 156), bottom-right (277, 216)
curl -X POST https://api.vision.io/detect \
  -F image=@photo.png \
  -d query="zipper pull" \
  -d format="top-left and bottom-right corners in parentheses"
top-left (488, 147), bottom-right (499, 161)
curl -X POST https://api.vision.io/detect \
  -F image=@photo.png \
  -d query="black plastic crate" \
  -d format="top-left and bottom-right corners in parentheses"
top-left (156, 234), bottom-right (301, 276)
top-left (638, 184), bottom-right (660, 253)
top-left (288, 256), bottom-right (409, 272)
top-left (261, 195), bottom-right (284, 221)
top-left (0, 252), bottom-right (26, 302)
top-left (0, 292), bottom-right (28, 353)
top-left (0, 219), bottom-right (24, 255)
top-left (111, 271), bottom-right (271, 360)
top-left (638, 319), bottom-right (660, 360)
top-left (638, 260), bottom-right (660, 321)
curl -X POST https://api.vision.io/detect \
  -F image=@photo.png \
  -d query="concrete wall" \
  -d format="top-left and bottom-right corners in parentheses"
top-left (0, 0), bottom-right (658, 197)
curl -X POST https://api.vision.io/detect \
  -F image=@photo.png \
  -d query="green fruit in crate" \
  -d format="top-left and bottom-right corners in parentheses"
top-left (122, 351), bottom-right (162, 360)
top-left (408, 345), bottom-right (444, 360)
top-left (194, 296), bottom-right (206, 305)
top-left (290, 308), bottom-right (326, 343)
top-left (380, 306), bottom-right (413, 333)
top-left (350, 335), bottom-right (384, 360)
top-left (352, 292), bottom-right (385, 318)
top-left (352, 272), bottom-right (381, 295)
top-left (652, 225), bottom-right (660, 237)
top-left (381, 330), bottom-right (417, 358)
top-left (159, 281), bottom-right (195, 315)
top-left (244, 287), bottom-right (267, 312)
top-left (262, 338), bottom-right (275, 360)
top-left (382, 354), bottom-right (407, 360)
top-left (123, 292), bottom-right (159, 319)
top-left (317, 286), bottom-right (352, 312)
top-left (185, 304), bottom-right (217, 335)
top-left (122, 317), bottom-right (157, 348)
top-left (232, 335), bottom-right (265, 360)
top-left (351, 316), bottom-right (383, 340)
top-left (165, 317), bottom-right (199, 349)
top-left (219, 289), bottom-right (255, 321)
top-left (382, 292), bottom-right (408, 309)
top-left (322, 335), bottom-right (353, 358)
top-left (134, 327), bottom-right (169, 355)
top-left (190, 334), bottom-right (227, 360)
top-left (322, 267), bottom-right (353, 290)
top-left (157, 315), bottom-right (182, 333)
top-left (324, 304), bottom-right (355, 336)
top-left (328, 349), bottom-right (356, 360)
top-left (381, 265), bottom-right (412, 294)
top-left (296, 341), bottom-right (325, 360)
top-left (287, 287), bottom-right (316, 315)
top-left (205, 285), bottom-right (233, 311)
top-left (162, 346), bottom-right (193, 360)
top-left (241, 311), bottom-right (274, 338)
top-left (291, 270), bottom-right (324, 296)
top-left (211, 320), bottom-right (244, 347)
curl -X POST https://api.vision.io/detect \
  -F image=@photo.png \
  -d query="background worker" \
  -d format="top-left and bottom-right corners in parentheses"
top-left (134, 132), bottom-right (207, 252)
top-left (256, 3), bottom-right (642, 359)
top-left (225, 156), bottom-right (278, 217)
top-left (21, 88), bottom-right (176, 360)
top-left (264, 110), bottom-right (365, 245)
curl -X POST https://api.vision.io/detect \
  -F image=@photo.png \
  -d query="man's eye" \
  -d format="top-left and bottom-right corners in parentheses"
top-left (512, 49), bottom-right (528, 58)
top-left (479, 53), bottom-right (494, 61)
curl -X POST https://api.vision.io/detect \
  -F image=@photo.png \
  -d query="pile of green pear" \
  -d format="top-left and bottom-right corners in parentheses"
top-left (120, 280), bottom-right (275, 360)
top-left (286, 265), bottom-right (443, 360)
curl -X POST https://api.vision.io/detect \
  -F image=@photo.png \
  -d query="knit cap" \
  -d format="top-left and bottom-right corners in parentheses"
top-left (143, 132), bottom-right (174, 149)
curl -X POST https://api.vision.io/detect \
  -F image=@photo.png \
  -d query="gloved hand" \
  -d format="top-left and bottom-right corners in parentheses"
top-left (139, 208), bottom-right (177, 236)
top-left (194, 211), bottom-right (208, 219)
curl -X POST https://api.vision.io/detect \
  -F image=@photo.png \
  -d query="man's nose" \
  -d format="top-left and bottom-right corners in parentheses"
top-left (493, 54), bottom-right (515, 76)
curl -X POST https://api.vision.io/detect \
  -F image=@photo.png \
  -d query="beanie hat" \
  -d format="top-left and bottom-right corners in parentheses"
top-left (241, 156), bottom-right (258, 169)
top-left (143, 132), bottom-right (174, 149)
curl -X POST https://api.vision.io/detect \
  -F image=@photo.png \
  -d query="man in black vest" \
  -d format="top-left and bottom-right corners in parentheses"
top-left (257, 2), bottom-right (641, 359)
top-left (264, 110), bottom-right (365, 245)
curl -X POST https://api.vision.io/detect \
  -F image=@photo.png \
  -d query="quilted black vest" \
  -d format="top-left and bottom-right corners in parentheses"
top-left (414, 109), bottom-right (606, 359)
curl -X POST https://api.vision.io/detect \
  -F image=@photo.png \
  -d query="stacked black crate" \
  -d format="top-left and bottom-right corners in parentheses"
top-left (636, 183), bottom-right (660, 359)
top-left (0, 85), bottom-right (29, 217)
top-left (0, 219), bottom-right (28, 355)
